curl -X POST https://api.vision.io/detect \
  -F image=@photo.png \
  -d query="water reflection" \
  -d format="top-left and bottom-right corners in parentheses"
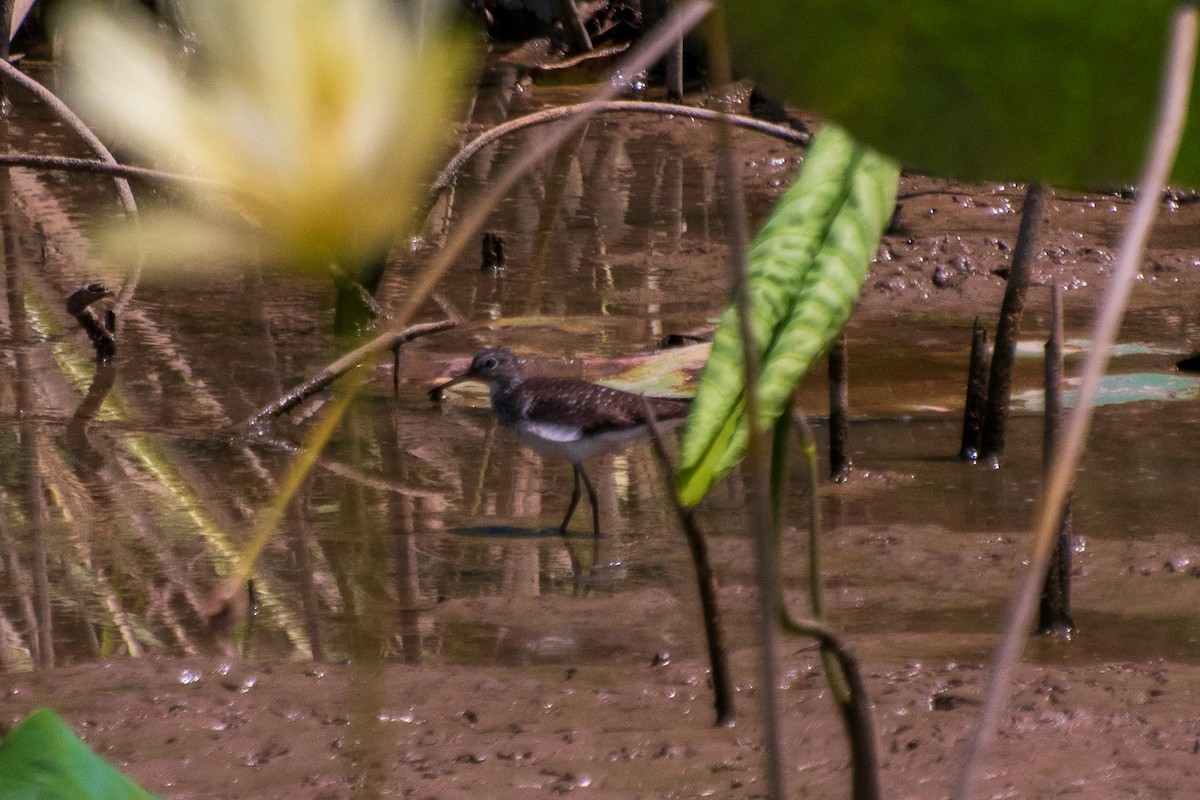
top-left (409, 101), bottom-right (738, 348)
top-left (3, 166), bottom-right (53, 669)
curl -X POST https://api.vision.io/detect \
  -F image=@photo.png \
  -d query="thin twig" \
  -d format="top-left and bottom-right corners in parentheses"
top-left (429, 100), bottom-right (810, 200)
top-left (238, 432), bottom-right (449, 500)
top-left (245, 319), bottom-right (456, 430)
top-left (0, 151), bottom-right (222, 188)
top-left (954, 4), bottom-right (1198, 798)
top-left (642, 398), bottom-right (735, 726)
top-left (0, 59), bottom-right (143, 315)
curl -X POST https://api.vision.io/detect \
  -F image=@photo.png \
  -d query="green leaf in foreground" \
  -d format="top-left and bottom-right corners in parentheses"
top-left (0, 708), bottom-right (159, 800)
top-left (676, 124), bottom-right (899, 506)
top-left (725, 0), bottom-right (1200, 188)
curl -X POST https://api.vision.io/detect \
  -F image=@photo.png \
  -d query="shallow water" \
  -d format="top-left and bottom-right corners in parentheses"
top-left (4, 61), bottom-right (1200, 682)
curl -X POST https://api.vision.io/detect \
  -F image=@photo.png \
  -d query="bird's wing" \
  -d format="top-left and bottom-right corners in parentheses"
top-left (522, 377), bottom-right (690, 434)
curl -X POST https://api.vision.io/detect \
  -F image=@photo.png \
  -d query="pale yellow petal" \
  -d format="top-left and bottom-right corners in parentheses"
top-left (62, 0), bottom-right (472, 274)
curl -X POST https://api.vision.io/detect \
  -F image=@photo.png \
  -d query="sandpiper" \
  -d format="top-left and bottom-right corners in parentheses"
top-left (431, 347), bottom-right (691, 558)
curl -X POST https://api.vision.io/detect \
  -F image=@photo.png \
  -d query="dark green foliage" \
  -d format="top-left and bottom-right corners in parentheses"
top-left (727, 0), bottom-right (1199, 187)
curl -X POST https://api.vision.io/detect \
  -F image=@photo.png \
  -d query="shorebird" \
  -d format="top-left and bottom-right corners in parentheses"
top-left (431, 347), bottom-right (691, 559)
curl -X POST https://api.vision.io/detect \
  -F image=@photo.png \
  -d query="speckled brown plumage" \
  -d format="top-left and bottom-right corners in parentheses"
top-left (442, 347), bottom-right (689, 441)
top-left (432, 346), bottom-right (692, 549)
top-left (493, 375), bottom-right (690, 435)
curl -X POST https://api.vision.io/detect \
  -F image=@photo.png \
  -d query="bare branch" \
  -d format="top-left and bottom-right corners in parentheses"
top-left (429, 100), bottom-right (809, 201)
top-left (0, 152), bottom-right (222, 188)
top-left (0, 59), bottom-right (143, 314)
top-left (245, 319), bottom-right (456, 430)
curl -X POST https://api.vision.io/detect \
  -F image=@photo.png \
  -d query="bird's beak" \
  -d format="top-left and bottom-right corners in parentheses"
top-left (429, 370), bottom-right (472, 402)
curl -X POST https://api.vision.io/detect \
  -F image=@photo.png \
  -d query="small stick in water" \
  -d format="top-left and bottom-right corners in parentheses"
top-left (1037, 284), bottom-right (1076, 636)
top-left (959, 318), bottom-right (989, 462)
top-left (828, 332), bottom-right (851, 481)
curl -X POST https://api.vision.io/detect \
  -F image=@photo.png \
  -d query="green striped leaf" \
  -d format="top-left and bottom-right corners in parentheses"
top-left (676, 124), bottom-right (899, 506)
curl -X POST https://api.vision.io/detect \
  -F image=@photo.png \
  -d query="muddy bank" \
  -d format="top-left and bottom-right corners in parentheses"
top-left (866, 175), bottom-right (1200, 322)
top-left (8, 515), bottom-right (1200, 798)
top-left (7, 631), bottom-right (1200, 798)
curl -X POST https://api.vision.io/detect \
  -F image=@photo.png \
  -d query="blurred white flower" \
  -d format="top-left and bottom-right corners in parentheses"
top-left (60, 0), bottom-right (471, 274)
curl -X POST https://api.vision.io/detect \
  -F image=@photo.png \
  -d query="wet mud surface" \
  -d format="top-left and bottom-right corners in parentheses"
top-left (7, 68), bottom-right (1200, 798)
top-left (9, 538), bottom-right (1200, 800)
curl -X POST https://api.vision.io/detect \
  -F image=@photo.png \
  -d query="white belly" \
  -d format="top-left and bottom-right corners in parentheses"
top-left (513, 418), bottom-right (683, 463)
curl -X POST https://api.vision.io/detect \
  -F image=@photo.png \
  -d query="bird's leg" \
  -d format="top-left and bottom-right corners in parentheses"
top-left (577, 464), bottom-right (602, 568)
top-left (547, 465), bottom-right (584, 592)
top-left (559, 464), bottom-right (584, 534)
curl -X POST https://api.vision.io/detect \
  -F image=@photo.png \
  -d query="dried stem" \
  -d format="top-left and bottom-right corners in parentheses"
top-left (706, 8), bottom-right (787, 798)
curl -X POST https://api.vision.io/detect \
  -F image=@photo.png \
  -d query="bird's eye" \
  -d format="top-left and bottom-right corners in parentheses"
top-left (484, 358), bottom-right (497, 369)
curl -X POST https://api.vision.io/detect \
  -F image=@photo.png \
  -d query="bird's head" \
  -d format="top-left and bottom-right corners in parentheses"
top-left (464, 347), bottom-right (522, 381)
top-left (429, 346), bottom-right (524, 401)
